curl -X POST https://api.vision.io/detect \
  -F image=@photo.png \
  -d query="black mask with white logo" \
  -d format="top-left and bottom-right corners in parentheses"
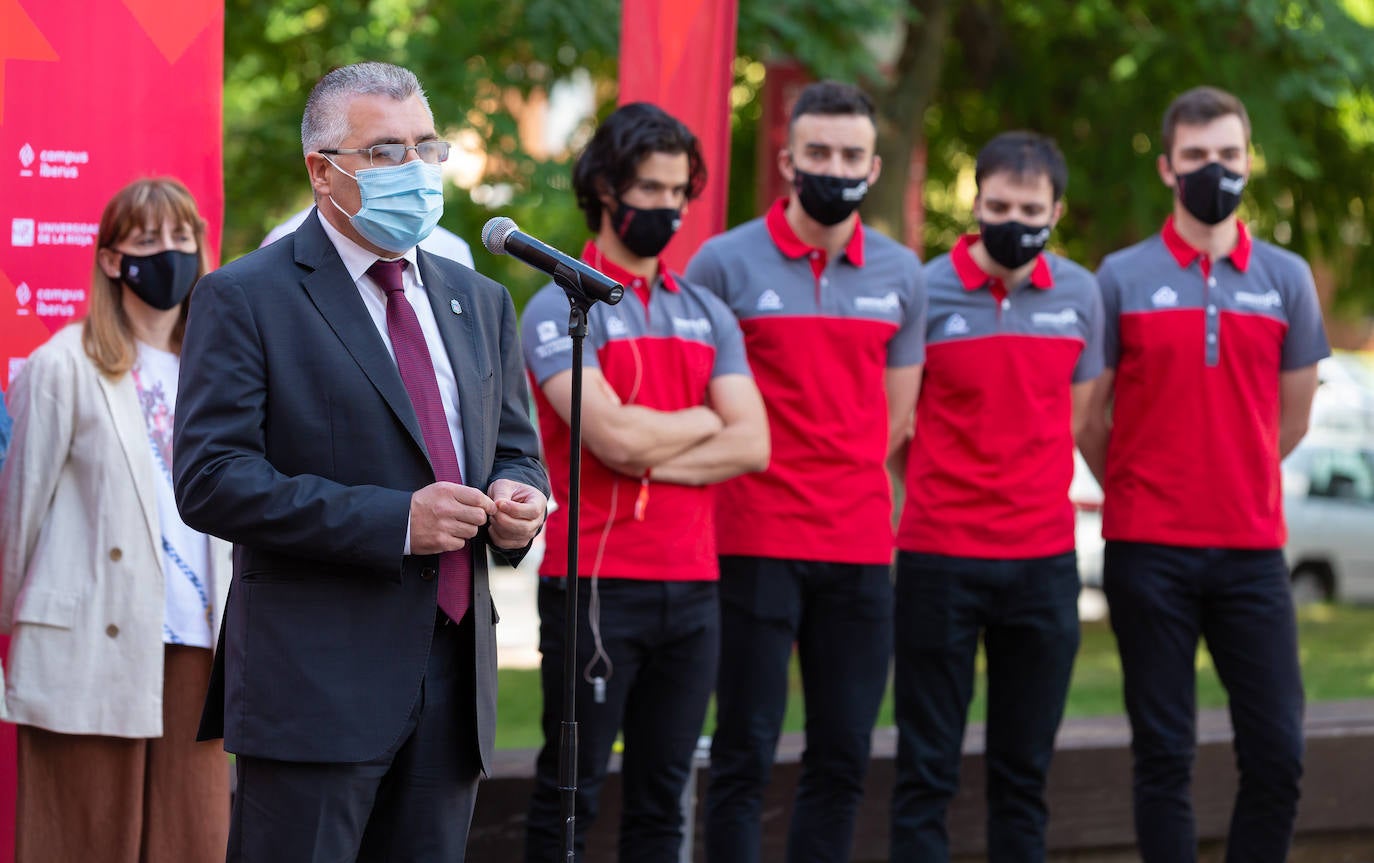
top-left (1175, 161), bottom-right (1245, 225)
top-left (120, 249), bottom-right (199, 310)
top-left (612, 201), bottom-right (681, 258)
top-left (978, 220), bottom-right (1051, 271)
top-left (793, 168), bottom-right (868, 226)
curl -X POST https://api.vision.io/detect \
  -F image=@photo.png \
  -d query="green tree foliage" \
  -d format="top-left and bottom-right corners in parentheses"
top-left (223, 0), bottom-right (620, 304)
top-left (223, 0), bottom-right (902, 304)
top-left (853, 0), bottom-right (1374, 311)
top-left (224, 0), bottom-right (1374, 311)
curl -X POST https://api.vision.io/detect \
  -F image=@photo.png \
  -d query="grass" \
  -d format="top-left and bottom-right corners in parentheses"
top-left (495, 602), bottom-right (1374, 751)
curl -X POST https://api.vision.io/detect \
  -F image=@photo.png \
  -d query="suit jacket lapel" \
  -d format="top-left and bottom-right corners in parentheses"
top-left (294, 213), bottom-right (428, 458)
top-left (416, 250), bottom-right (487, 481)
top-left (97, 373), bottom-right (161, 563)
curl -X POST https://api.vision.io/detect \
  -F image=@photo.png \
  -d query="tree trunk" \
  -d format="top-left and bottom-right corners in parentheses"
top-left (867, 0), bottom-right (954, 250)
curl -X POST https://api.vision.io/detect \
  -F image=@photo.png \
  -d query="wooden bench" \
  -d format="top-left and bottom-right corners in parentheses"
top-left (469, 699), bottom-right (1374, 861)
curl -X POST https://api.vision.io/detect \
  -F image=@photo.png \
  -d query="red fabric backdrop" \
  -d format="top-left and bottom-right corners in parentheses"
top-left (618, 0), bottom-right (739, 273)
top-left (0, 1), bottom-right (224, 859)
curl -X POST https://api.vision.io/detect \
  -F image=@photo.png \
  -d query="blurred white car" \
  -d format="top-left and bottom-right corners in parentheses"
top-left (1282, 433), bottom-right (1374, 603)
top-left (1311, 353), bottom-right (1374, 436)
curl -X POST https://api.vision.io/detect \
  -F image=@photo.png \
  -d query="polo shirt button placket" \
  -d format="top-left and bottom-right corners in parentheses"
top-left (808, 250), bottom-right (826, 297)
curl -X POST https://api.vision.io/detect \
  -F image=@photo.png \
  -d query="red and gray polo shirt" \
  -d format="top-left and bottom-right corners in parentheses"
top-left (686, 198), bottom-right (926, 565)
top-left (522, 242), bottom-right (751, 581)
top-left (897, 235), bottom-right (1105, 559)
top-left (1098, 217), bottom-right (1330, 549)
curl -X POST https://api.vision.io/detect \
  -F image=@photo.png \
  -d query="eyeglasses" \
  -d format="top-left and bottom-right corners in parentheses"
top-left (318, 141), bottom-right (451, 167)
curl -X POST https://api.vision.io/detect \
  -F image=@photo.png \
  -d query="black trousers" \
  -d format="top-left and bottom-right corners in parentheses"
top-left (524, 577), bottom-right (719, 863)
top-left (227, 612), bottom-right (482, 863)
top-left (1104, 542), bottom-right (1304, 863)
top-left (704, 556), bottom-right (893, 863)
top-left (889, 550), bottom-right (1081, 863)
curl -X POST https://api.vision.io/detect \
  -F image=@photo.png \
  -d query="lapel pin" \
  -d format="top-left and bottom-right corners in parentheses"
top-left (450, 298), bottom-right (462, 316)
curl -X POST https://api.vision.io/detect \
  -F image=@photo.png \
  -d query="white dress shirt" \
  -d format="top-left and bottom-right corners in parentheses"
top-left (317, 210), bottom-right (468, 553)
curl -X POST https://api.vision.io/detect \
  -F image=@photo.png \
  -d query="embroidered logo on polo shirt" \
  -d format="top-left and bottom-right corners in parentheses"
top-left (756, 289), bottom-right (783, 311)
top-left (1151, 286), bottom-right (1179, 307)
top-left (536, 320), bottom-right (559, 343)
top-left (854, 291), bottom-right (900, 314)
top-left (605, 316), bottom-right (630, 337)
top-left (1235, 289), bottom-right (1282, 309)
top-left (534, 336), bottom-right (573, 359)
top-left (1032, 308), bottom-right (1078, 327)
top-left (944, 314), bottom-right (970, 336)
top-left (673, 316), bottom-right (712, 338)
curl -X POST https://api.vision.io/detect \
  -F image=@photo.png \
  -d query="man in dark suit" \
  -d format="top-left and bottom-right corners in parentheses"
top-left (173, 61), bottom-right (549, 862)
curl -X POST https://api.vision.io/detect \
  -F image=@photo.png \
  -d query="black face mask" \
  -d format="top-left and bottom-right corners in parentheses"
top-left (1175, 161), bottom-right (1245, 225)
top-left (612, 201), bottom-right (682, 259)
top-left (793, 168), bottom-right (869, 226)
top-left (119, 249), bottom-right (199, 310)
top-left (978, 220), bottom-right (1051, 271)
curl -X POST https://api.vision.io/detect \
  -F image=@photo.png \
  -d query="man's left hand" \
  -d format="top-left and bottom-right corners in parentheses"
top-left (486, 478), bottom-right (548, 550)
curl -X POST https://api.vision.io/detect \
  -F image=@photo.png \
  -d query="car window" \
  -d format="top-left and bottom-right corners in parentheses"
top-left (1307, 447), bottom-right (1374, 502)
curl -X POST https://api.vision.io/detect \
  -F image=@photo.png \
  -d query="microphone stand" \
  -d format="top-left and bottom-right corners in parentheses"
top-left (553, 260), bottom-right (596, 863)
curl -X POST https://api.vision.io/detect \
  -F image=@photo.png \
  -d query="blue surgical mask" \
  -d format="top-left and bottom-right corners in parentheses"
top-left (327, 157), bottom-right (444, 252)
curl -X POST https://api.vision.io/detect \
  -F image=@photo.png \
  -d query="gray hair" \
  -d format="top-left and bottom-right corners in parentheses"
top-left (301, 62), bottom-right (432, 155)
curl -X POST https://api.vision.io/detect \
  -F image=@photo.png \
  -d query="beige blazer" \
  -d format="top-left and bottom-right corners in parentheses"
top-left (0, 325), bottom-right (231, 737)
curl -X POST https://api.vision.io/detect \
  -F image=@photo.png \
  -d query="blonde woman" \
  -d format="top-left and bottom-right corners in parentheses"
top-left (0, 177), bottom-right (231, 863)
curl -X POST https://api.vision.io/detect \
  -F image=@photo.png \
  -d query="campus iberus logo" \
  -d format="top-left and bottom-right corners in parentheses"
top-left (16, 144), bottom-right (89, 180)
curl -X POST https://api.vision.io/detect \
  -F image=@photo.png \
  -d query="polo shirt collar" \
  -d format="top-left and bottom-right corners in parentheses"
top-left (764, 197), bottom-right (866, 267)
top-left (580, 240), bottom-right (679, 294)
top-left (950, 233), bottom-right (1053, 291)
top-left (1161, 215), bottom-right (1252, 273)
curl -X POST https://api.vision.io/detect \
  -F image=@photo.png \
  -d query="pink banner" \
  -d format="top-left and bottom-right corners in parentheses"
top-left (0, 0), bottom-right (223, 389)
top-left (618, 0), bottom-right (739, 272)
top-left (0, 2), bottom-right (224, 859)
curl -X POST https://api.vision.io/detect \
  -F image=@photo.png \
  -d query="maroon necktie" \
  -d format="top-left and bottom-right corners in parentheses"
top-left (368, 258), bottom-right (471, 623)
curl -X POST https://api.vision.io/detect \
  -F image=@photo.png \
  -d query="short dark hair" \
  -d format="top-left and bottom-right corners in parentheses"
top-left (975, 131), bottom-right (1069, 202)
top-left (789, 80), bottom-right (876, 130)
top-left (1161, 86), bottom-right (1251, 159)
top-left (572, 102), bottom-right (707, 232)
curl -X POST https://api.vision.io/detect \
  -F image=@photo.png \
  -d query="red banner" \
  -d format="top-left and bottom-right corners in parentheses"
top-left (0, 0), bottom-right (223, 389)
top-left (0, 2), bottom-right (223, 858)
top-left (618, 0), bottom-right (738, 273)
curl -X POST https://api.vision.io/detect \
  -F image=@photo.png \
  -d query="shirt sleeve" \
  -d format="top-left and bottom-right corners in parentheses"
top-left (706, 293), bottom-right (752, 379)
top-left (1095, 259), bottom-right (1123, 369)
top-left (519, 283), bottom-right (601, 385)
top-left (1280, 259), bottom-right (1331, 371)
top-left (684, 244), bottom-right (728, 302)
top-left (887, 257), bottom-right (927, 368)
top-left (1073, 272), bottom-right (1107, 383)
top-left (0, 391), bottom-right (13, 471)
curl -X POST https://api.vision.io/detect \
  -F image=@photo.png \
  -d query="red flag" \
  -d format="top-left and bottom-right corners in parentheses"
top-left (618, 0), bottom-right (738, 272)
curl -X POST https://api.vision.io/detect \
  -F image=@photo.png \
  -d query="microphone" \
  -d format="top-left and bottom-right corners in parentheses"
top-left (482, 217), bottom-right (623, 305)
